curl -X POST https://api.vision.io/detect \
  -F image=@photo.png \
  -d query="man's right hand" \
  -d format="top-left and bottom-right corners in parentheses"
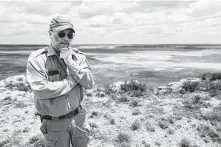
top-left (60, 48), bottom-right (74, 66)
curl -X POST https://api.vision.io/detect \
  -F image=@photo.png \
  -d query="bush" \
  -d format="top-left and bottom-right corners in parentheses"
top-left (202, 110), bottom-right (221, 122)
top-left (197, 124), bottom-right (220, 143)
top-left (104, 84), bottom-right (116, 94)
top-left (118, 95), bottom-right (129, 103)
top-left (183, 95), bottom-right (203, 109)
top-left (121, 80), bottom-right (147, 92)
top-left (167, 128), bottom-right (175, 135)
top-left (29, 135), bottom-right (39, 144)
top-left (4, 80), bottom-right (30, 92)
top-left (182, 80), bottom-right (200, 92)
top-left (132, 108), bottom-right (141, 115)
top-left (179, 138), bottom-right (191, 147)
top-left (110, 118), bottom-right (115, 125)
top-left (158, 119), bottom-right (169, 129)
top-left (145, 121), bottom-right (155, 132)
top-left (129, 99), bottom-right (140, 107)
top-left (131, 119), bottom-right (141, 131)
top-left (201, 72), bottom-right (221, 81)
top-left (116, 132), bottom-right (131, 143)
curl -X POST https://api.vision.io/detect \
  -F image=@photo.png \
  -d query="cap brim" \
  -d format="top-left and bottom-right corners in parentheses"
top-left (54, 24), bottom-right (74, 32)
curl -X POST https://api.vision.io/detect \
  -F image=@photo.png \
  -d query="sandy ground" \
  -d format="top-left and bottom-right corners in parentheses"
top-left (0, 75), bottom-right (221, 147)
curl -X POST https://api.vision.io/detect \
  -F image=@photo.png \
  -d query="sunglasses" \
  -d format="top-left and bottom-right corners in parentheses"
top-left (58, 31), bottom-right (74, 39)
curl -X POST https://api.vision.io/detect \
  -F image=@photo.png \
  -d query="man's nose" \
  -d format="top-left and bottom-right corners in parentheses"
top-left (63, 35), bottom-right (69, 41)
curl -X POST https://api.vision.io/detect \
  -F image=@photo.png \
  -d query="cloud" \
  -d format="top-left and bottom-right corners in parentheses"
top-left (187, 0), bottom-right (221, 17)
top-left (79, 1), bottom-right (138, 18)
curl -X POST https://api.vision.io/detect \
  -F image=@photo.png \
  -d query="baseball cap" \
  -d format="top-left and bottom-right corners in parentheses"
top-left (49, 15), bottom-right (75, 33)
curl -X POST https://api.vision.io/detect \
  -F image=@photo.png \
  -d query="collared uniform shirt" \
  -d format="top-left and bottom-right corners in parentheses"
top-left (26, 45), bottom-right (95, 117)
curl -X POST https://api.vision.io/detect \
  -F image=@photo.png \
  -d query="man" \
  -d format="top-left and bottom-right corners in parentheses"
top-left (26, 15), bottom-right (95, 147)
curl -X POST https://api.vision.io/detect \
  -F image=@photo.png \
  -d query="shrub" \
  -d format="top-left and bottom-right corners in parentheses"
top-left (142, 140), bottom-right (151, 147)
top-left (110, 118), bottom-right (115, 125)
top-left (182, 80), bottom-right (200, 92)
top-left (0, 138), bottom-right (10, 146)
top-left (202, 110), bottom-right (221, 122)
top-left (29, 135), bottom-right (39, 144)
top-left (104, 84), bottom-right (116, 95)
top-left (15, 101), bottom-right (28, 108)
top-left (89, 122), bottom-right (99, 128)
top-left (145, 121), bottom-right (155, 132)
top-left (179, 138), bottom-right (191, 147)
top-left (118, 95), bottom-right (129, 103)
top-left (132, 108), bottom-right (141, 115)
top-left (134, 90), bottom-right (142, 97)
top-left (197, 124), bottom-right (220, 143)
top-left (158, 119), bottom-right (169, 129)
top-left (131, 119), bottom-right (141, 131)
top-left (167, 128), bottom-right (175, 135)
top-left (183, 95), bottom-right (203, 109)
top-left (210, 80), bottom-right (221, 90)
top-left (89, 111), bottom-right (101, 118)
top-left (201, 72), bottom-right (221, 81)
top-left (129, 99), bottom-right (140, 107)
top-left (116, 132), bottom-right (131, 143)
top-left (121, 80), bottom-right (147, 92)
top-left (5, 80), bottom-right (30, 92)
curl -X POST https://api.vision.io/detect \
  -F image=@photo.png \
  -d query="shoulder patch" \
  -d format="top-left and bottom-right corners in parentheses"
top-left (71, 47), bottom-right (84, 55)
top-left (30, 48), bottom-right (48, 57)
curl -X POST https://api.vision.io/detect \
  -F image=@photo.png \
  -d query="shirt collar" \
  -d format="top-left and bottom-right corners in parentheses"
top-left (47, 44), bottom-right (58, 56)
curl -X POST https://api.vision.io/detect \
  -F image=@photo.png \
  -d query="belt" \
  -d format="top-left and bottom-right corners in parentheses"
top-left (40, 105), bottom-right (81, 121)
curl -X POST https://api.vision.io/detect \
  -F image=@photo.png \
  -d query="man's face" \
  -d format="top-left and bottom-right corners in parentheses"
top-left (50, 28), bottom-right (74, 52)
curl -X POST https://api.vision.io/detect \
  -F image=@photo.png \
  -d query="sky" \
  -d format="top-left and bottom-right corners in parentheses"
top-left (0, 0), bottom-right (221, 44)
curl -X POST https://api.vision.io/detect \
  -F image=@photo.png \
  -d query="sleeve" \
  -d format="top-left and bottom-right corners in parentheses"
top-left (26, 56), bottom-right (77, 99)
top-left (68, 55), bottom-right (95, 89)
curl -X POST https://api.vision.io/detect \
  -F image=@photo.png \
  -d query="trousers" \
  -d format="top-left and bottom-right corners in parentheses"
top-left (40, 108), bottom-right (90, 147)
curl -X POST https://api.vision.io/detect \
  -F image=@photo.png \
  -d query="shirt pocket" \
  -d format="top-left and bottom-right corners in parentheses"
top-left (48, 74), bottom-right (60, 82)
top-left (47, 70), bottom-right (60, 82)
